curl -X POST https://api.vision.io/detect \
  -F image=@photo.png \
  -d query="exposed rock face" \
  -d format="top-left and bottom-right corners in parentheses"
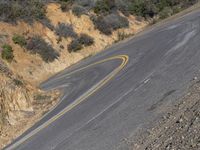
top-left (0, 69), bottom-right (59, 148)
top-left (0, 76), bottom-right (33, 126)
top-left (0, 69), bottom-right (34, 127)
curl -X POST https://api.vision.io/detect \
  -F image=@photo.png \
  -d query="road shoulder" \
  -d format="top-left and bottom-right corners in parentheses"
top-left (132, 79), bottom-right (200, 150)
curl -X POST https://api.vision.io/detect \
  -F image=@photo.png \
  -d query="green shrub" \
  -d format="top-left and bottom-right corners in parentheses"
top-left (159, 7), bottom-right (173, 19)
top-left (76, 0), bottom-right (96, 8)
top-left (72, 5), bottom-right (87, 17)
top-left (115, 31), bottom-right (130, 43)
top-left (172, 6), bottom-right (182, 14)
top-left (94, 0), bottom-right (109, 14)
top-left (55, 23), bottom-right (77, 39)
top-left (68, 33), bottom-right (94, 52)
top-left (78, 34), bottom-right (94, 46)
top-left (127, 0), bottom-right (198, 19)
top-left (12, 34), bottom-right (27, 47)
top-left (68, 39), bottom-right (83, 53)
top-left (92, 13), bottom-right (129, 35)
top-left (93, 0), bottom-right (115, 15)
top-left (0, 0), bottom-right (46, 22)
top-left (26, 36), bottom-right (60, 62)
top-left (1, 44), bottom-right (14, 62)
top-left (91, 16), bottom-right (112, 35)
top-left (104, 13), bottom-right (129, 30)
top-left (59, 0), bottom-right (74, 12)
top-left (115, 0), bottom-right (131, 16)
top-left (0, 0), bottom-right (193, 25)
top-left (128, 0), bottom-right (146, 16)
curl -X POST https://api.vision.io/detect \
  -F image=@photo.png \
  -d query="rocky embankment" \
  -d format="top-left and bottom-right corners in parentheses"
top-left (133, 80), bottom-right (200, 150)
top-left (0, 60), bottom-right (59, 148)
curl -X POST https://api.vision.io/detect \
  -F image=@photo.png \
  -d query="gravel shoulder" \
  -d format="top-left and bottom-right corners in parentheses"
top-left (133, 80), bottom-right (200, 150)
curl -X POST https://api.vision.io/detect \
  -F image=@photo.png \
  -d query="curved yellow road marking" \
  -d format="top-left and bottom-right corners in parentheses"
top-left (41, 55), bottom-right (128, 118)
top-left (7, 55), bottom-right (129, 150)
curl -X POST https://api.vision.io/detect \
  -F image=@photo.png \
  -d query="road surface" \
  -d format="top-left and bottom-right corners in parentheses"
top-left (5, 10), bottom-right (200, 150)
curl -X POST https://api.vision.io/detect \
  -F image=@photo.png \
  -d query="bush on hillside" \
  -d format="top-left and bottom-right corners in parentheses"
top-left (12, 34), bottom-right (27, 47)
top-left (115, 0), bottom-right (131, 16)
top-left (91, 15), bottom-right (112, 35)
top-left (68, 33), bottom-right (94, 52)
top-left (128, 0), bottom-right (158, 18)
top-left (75, 0), bottom-right (96, 8)
top-left (127, 0), bottom-right (198, 18)
top-left (0, 0), bottom-right (46, 22)
top-left (1, 44), bottom-right (14, 62)
top-left (92, 13), bottom-right (129, 35)
top-left (78, 34), bottom-right (94, 46)
top-left (0, 0), bottom-right (55, 31)
top-left (26, 36), bottom-right (59, 62)
top-left (0, 0), bottom-right (197, 27)
top-left (115, 31), bottom-right (130, 43)
top-left (59, 0), bottom-right (74, 12)
top-left (68, 39), bottom-right (83, 53)
top-left (55, 23), bottom-right (77, 39)
top-left (72, 5), bottom-right (87, 17)
top-left (159, 7), bottom-right (173, 19)
top-left (93, 0), bottom-right (116, 15)
top-left (104, 13), bottom-right (129, 30)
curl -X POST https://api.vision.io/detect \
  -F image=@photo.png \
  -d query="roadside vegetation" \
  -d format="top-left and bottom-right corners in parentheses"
top-left (91, 13), bottom-right (129, 35)
top-left (1, 44), bottom-right (14, 62)
top-left (57, 0), bottom-right (199, 36)
top-left (0, 0), bottom-right (198, 26)
top-left (12, 34), bottom-right (27, 47)
top-left (11, 34), bottom-right (59, 62)
top-left (115, 31), bottom-right (131, 43)
top-left (68, 33), bottom-right (94, 52)
top-left (0, 0), bottom-right (198, 58)
top-left (0, 0), bottom-right (46, 23)
top-left (55, 23), bottom-right (78, 39)
top-left (26, 36), bottom-right (60, 62)
top-left (127, 0), bottom-right (198, 19)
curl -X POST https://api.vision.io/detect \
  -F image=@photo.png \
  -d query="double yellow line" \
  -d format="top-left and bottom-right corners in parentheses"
top-left (7, 55), bottom-right (129, 150)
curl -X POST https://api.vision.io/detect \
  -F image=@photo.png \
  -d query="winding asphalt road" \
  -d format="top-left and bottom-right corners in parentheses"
top-left (5, 10), bottom-right (200, 150)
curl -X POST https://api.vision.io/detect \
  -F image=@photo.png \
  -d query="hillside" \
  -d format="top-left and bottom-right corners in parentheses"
top-left (0, 0), bottom-right (199, 148)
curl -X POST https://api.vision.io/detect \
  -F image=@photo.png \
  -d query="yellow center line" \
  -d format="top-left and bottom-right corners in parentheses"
top-left (6, 55), bottom-right (129, 150)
